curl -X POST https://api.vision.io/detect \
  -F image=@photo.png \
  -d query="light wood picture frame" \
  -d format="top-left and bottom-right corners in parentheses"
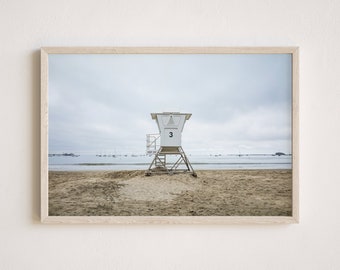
top-left (41, 47), bottom-right (299, 224)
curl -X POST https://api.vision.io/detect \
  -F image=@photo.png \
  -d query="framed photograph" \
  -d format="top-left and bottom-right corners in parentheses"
top-left (41, 47), bottom-right (299, 224)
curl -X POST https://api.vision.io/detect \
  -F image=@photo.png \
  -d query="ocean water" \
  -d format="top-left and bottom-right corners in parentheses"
top-left (48, 154), bottom-right (292, 171)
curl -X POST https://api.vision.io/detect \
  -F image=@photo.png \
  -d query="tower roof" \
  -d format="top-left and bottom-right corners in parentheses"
top-left (151, 112), bottom-right (192, 120)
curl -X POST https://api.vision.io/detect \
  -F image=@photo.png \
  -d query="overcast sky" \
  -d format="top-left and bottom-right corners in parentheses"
top-left (49, 53), bottom-right (292, 155)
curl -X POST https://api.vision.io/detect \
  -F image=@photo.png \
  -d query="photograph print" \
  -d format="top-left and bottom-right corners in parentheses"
top-left (41, 47), bottom-right (299, 223)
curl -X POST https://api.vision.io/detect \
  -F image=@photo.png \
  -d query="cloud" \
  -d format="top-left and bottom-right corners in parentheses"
top-left (48, 53), bottom-right (292, 155)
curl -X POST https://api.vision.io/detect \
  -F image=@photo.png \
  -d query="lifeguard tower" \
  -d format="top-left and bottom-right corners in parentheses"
top-left (145, 112), bottom-right (197, 177)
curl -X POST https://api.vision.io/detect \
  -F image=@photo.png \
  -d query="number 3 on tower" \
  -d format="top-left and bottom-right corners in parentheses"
top-left (169, 132), bottom-right (173, 138)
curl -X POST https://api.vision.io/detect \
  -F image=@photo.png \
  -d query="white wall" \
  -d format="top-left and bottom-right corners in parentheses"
top-left (1, 0), bottom-right (340, 269)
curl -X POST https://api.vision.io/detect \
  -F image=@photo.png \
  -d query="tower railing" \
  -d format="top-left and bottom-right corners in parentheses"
top-left (146, 133), bottom-right (160, 156)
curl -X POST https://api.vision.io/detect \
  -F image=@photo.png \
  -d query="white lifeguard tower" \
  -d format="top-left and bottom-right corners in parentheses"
top-left (145, 112), bottom-right (197, 177)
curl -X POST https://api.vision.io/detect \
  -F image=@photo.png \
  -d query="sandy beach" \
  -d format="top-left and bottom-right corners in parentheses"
top-left (48, 169), bottom-right (292, 216)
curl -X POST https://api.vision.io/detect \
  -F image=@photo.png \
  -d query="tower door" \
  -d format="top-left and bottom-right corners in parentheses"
top-left (161, 128), bottom-right (181, 146)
